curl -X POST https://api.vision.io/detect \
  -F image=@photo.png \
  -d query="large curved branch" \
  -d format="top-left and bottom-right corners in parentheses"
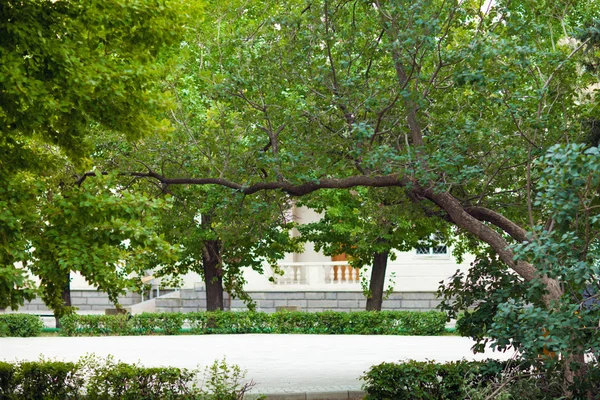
top-left (465, 206), bottom-right (529, 243)
top-left (130, 171), bottom-right (407, 196)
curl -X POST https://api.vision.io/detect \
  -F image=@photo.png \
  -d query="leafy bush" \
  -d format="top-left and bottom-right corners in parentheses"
top-left (130, 312), bottom-right (185, 335)
top-left (0, 362), bottom-right (16, 398)
top-left (60, 314), bottom-right (130, 336)
top-left (0, 357), bottom-right (255, 400)
top-left (84, 357), bottom-right (196, 400)
top-left (0, 314), bottom-right (43, 337)
top-left (362, 359), bottom-right (592, 400)
top-left (363, 360), bottom-right (480, 400)
top-left (60, 310), bottom-right (447, 336)
top-left (16, 360), bottom-right (83, 400)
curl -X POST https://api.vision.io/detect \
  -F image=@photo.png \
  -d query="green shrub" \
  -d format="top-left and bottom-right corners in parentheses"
top-left (17, 360), bottom-right (82, 400)
top-left (361, 359), bottom-right (577, 400)
top-left (60, 314), bottom-right (130, 336)
top-left (84, 358), bottom-right (196, 400)
top-left (130, 312), bottom-right (184, 335)
top-left (0, 314), bottom-right (43, 337)
top-left (58, 310), bottom-right (447, 336)
top-left (0, 361), bottom-right (16, 398)
top-left (0, 357), bottom-right (254, 400)
top-left (362, 360), bottom-right (476, 400)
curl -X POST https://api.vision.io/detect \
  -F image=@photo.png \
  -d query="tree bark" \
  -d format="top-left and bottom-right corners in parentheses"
top-left (55, 270), bottom-right (71, 329)
top-left (366, 250), bottom-right (389, 311)
top-left (202, 239), bottom-right (224, 311)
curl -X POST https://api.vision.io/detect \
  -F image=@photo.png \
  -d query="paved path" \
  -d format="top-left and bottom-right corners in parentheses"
top-left (0, 335), bottom-right (515, 396)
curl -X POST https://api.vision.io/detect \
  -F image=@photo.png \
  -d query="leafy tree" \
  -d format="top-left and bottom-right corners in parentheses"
top-left (28, 174), bottom-right (179, 322)
top-left (113, 0), bottom-right (600, 388)
top-left (0, 0), bottom-right (190, 309)
top-left (298, 187), bottom-right (448, 310)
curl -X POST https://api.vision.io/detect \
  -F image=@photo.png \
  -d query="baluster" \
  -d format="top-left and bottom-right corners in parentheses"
top-left (324, 265), bottom-right (332, 284)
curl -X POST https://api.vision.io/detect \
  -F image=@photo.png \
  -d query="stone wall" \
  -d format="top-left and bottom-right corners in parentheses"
top-left (5, 291), bottom-right (142, 313)
top-left (4, 289), bottom-right (442, 314)
top-left (165, 288), bottom-right (441, 313)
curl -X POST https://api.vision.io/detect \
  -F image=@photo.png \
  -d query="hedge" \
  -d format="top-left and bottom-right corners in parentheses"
top-left (0, 314), bottom-right (44, 337)
top-left (59, 310), bottom-right (447, 336)
top-left (0, 357), bottom-right (249, 400)
top-left (361, 359), bottom-right (600, 400)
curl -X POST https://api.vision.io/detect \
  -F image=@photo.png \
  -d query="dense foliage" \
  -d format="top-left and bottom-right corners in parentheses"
top-left (362, 359), bottom-right (600, 400)
top-left (0, 314), bottom-right (43, 337)
top-left (0, 357), bottom-right (252, 400)
top-left (0, 0), bottom-right (192, 312)
top-left (58, 311), bottom-right (446, 336)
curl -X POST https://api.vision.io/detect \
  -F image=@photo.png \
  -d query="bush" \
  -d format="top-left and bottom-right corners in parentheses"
top-left (130, 312), bottom-right (185, 335)
top-left (362, 359), bottom-right (583, 400)
top-left (0, 314), bottom-right (43, 337)
top-left (0, 362), bottom-right (16, 398)
top-left (362, 360), bottom-right (479, 400)
top-left (0, 357), bottom-right (254, 400)
top-left (16, 360), bottom-right (82, 400)
top-left (84, 357), bottom-right (196, 400)
top-left (59, 310), bottom-right (447, 337)
top-left (60, 314), bottom-right (130, 336)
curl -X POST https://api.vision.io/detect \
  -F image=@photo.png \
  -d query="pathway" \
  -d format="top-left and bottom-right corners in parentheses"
top-left (0, 334), bottom-right (516, 398)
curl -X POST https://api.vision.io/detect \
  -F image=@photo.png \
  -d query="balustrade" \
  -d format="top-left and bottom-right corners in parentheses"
top-left (273, 262), bottom-right (361, 286)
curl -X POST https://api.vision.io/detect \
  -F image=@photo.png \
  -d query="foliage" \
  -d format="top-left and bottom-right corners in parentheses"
top-left (0, 314), bottom-right (43, 337)
top-left (199, 358), bottom-right (255, 400)
top-left (297, 188), bottom-right (449, 308)
top-left (27, 175), bottom-right (179, 319)
top-left (362, 360), bottom-right (569, 400)
top-left (0, 356), bottom-right (254, 400)
top-left (14, 360), bottom-right (83, 400)
top-left (0, 0), bottom-right (192, 310)
top-left (84, 357), bottom-right (196, 400)
top-left (58, 310), bottom-right (446, 336)
top-left (99, 1), bottom-right (600, 382)
top-left (129, 312), bottom-right (186, 335)
top-left (440, 144), bottom-right (600, 373)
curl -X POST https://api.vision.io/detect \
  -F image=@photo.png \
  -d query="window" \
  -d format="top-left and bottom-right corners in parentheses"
top-left (415, 235), bottom-right (448, 256)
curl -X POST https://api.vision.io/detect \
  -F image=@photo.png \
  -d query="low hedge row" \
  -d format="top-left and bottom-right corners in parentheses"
top-left (0, 357), bottom-right (249, 400)
top-left (0, 314), bottom-right (44, 337)
top-left (362, 359), bottom-right (600, 399)
top-left (59, 310), bottom-right (447, 336)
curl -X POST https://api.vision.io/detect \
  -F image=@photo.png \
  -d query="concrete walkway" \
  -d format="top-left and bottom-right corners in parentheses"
top-left (0, 335), bottom-right (515, 398)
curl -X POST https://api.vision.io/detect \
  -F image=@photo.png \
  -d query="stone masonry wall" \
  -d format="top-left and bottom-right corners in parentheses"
top-left (167, 288), bottom-right (441, 313)
top-left (5, 291), bottom-right (142, 313)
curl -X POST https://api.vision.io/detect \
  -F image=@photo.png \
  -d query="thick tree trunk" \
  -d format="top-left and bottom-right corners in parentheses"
top-left (366, 251), bottom-right (389, 311)
top-left (202, 239), bottom-right (224, 311)
top-left (55, 271), bottom-right (71, 329)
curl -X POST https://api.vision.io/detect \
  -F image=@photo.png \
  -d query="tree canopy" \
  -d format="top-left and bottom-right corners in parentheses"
top-left (109, 0), bottom-right (600, 385)
top-left (0, 0), bottom-right (192, 310)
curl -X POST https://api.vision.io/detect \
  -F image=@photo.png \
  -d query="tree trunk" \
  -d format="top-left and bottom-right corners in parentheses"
top-left (55, 270), bottom-right (71, 328)
top-left (202, 239), bottom-right (224, 311)
top-left (366, 250), bottom-right (389, 311)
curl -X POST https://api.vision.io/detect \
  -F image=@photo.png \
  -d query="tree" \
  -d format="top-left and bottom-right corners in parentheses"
top-left (0, 0), bottom-right (190, 309)
top-left (30, 174), bottom-right (179, 324)
top-left (112, 0), bottom-right (600, 388)
top-left (297, 187), bottom-right (447, 310)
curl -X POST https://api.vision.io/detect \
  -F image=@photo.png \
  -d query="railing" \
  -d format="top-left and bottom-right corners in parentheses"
top-left (272, 262), bottom-right (362, 286)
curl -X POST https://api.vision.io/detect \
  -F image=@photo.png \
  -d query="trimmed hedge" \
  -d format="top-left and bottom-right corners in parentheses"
top-left (362, 360), bottom-right (508, 400)
top-left (0, 314), bottom-right (44, 337)
top-left (59, 310), bottom-right (447, 336)
top-left (362, 359), bottom-right (600, 399)
top-left (0, 357), bottom-right (249, 400)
